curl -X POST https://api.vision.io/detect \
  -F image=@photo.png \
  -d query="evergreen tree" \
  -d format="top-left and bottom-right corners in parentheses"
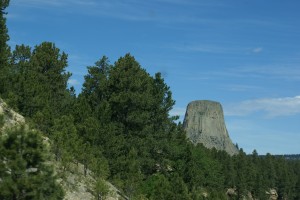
top-left (81, 56), bottom-right (110, 102)
top-left (141, 174), bottom-right (173, 200)
top-left (169, 173), bottom-right (191, 200)
top-left (0, 127), bottom-right (64, 199)
top-left (295, 161), bottom-right (300, 199)
top-left (263, 153), bottom-right (276, 188)
top-left (235, 149), bottom-right (248, 198)
top-left (7, 44), bottom-right (32, 110)
top-left (80, 56), bottom-right (111, 124)
top-left (50, 115), bottom-right (79, 171)
top-left (22, 42), bottom-right (71, 132)
top-left (108, 54), bottom-right (157, 136)
top-left (93, 178), bottom-right (110, 200)
top-left (0, 0), bottom-right (10, 96)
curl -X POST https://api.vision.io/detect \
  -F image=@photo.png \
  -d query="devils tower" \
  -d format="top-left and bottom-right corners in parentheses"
top-left (183, 100), bottom-right (239, 155)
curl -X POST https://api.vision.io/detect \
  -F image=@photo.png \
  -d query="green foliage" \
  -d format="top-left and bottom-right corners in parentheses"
top-left (50, 114), bottom-right (110, 181)
top-left (93, 178), bottom-right (110, 200)
top-left (6, 44), bottom-right (31, 111)
top-left (51, 115), bottom-right (78, 171)
top-left (4, 42), bottom-right (72, 133)
top-left (0, 127), bottom-right (64, 199)
top-left (0, 0), bottom-right (10, 96)
top-left (169, 173), bottom-right (191, 200)
top-left (89, 150), bottom-right (110, 179)
top-left (141, 174), bottom-right (173, 200)
top-left (184, 144), bottom-right (224, 191)
top-left (0, 113), bottom-right (4, 128)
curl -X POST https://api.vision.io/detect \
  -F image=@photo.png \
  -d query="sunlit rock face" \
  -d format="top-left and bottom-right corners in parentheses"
top-left (0, 98), bottom-right (25, 130)
top-left (183, 100), bottom-right (239, 155)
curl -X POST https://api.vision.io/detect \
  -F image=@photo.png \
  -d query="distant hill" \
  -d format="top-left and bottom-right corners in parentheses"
top-left (260, 154), bottom-right (300, 160)
top-left (276, 154), bottom-right (300, 160)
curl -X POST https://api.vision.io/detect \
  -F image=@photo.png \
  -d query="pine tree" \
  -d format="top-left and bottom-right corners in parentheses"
top-left (0, 0), bottom-right (10, 96)
top-left (50, 115), bottom-right (78, 171)
top-left (93, 178), bottom-right (110, 200)
top-left (141, 174), bottom-right (173, 200)
top-left (22, 42), bottom-right (71, 132)
top-left (80, 56), bottom-right (111, 124)
top-left (6, 44), bottom-right (32, 110)
top-left (0, 127), bottom-right (64, 199)
top-left (108, 53), bottom-right (156, 136)
top-left (235, 149), bottom-right (248, 198)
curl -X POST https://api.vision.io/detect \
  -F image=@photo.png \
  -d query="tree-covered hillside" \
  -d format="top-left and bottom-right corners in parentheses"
top-left (1, 1), bottom-right (300, 199)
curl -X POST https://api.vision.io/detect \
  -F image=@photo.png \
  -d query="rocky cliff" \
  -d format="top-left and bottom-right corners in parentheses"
top-left (0, 98), bottom-right (25, 130)
top-left (183, 100), bottom-right (239, 155)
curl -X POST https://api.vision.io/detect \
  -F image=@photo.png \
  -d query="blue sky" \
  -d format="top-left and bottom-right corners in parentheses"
top-left (6, 0), bottom-right (300, 155)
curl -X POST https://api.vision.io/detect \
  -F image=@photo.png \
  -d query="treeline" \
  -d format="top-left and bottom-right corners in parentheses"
top-left (1, 1), bottom-right (300, 199)
top-left (271, 154), bottom-right (300, 160)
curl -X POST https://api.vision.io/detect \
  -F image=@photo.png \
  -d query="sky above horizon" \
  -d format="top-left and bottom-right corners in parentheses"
top-left (6, 0), bottom-right (300, 155)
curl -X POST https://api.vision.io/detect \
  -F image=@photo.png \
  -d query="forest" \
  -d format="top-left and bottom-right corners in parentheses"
top-left (1, 1), bottom-right (300, 199)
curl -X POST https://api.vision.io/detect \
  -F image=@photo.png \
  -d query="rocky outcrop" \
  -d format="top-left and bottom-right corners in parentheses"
top-left (225, 188), bottom-right (278, 200)
top-left (183, 100), bottom-right (239, 155)
top-left (61, 162), bottom-right (124, 200)
top-left (0, 98), bottom-right (25, 130)
top-left (266, 188), bottom-right (278, 200)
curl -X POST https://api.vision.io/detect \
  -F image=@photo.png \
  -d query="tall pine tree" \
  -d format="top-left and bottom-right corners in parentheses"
top-left (7, 44), bottom-right (32, 110)
top-left (0, 0), bottom-right (10, 96)
top-left (20, 42), bottom-right (71, 132)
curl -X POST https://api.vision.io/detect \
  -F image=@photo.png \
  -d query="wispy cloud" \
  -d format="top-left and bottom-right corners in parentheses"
top-left (13, 0), bottom-right (158, 21)
top-left (225, 96), bottom-right (300, 117)
top-left (170, 44), bottom-right (266, 55)
top-left (6, 13), bottom-right (21, 19)
top-left (171, 63), bottom-right (300, 83)
top-left (252, 47), bottom-right (263, 53)
top-left (13, 0), bottom-right (223, 10)
top-left (170, 107), bottom-right (186, 118)
top-left (10, 0), bottom-right (261, 26)
top-left (232, 65), bottom-right (300, 80)
top-left (12, 0), bottom-right (293, 29)
top-left (67, 79), bottom-right (81, 86)
top-left (221, 84), bottom-right (262, 92)
top-left (13, 0), bottom-right (96, 7)
top-left (153, 0), bottom-right (225, 6)
top-left (204, 64), bottom-right (300, 81)
top-left (170, 44), bottom-right (243, 54)
top-left (14, 0), bottom-right (64, 7)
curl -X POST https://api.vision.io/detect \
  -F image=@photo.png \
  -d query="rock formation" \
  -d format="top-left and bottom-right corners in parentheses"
top-left (0, 98), bottom-right (25, 130)
top-left (183, 100), bottom-right (239, 155)
top-left (266, 188), bottom-right (278, 200)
